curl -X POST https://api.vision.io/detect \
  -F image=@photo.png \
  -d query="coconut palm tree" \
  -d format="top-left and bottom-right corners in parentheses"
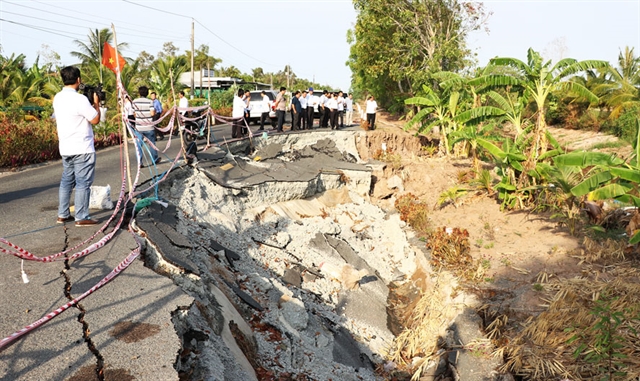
top-left (469, 48), bottom-right (608, 171)
top-left (593, 46), bottom-right (640, 118)
top-left (0, 53), bottom-right (27, 107)
top-left (148, 55), bottom-right (188, 103)
top-left (71, 28), bottom-right (129, 84)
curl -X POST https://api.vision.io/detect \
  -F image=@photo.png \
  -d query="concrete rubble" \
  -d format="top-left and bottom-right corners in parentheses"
top-left (130, 131), bottom-right (507, 380)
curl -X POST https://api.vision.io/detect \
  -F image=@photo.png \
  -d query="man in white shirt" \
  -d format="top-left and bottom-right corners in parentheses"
top-left (318, 90), bottom-right (328, 128)
top-left (366, 95), bottom-right (378, 130)
top-left (307, 88), bottom-right (317, 128)
top-left (299, 90), bottom-right (308, 130)
top-left (327, 93), bottom-right (338, 130)
top-left (345, 93), bottom-right (353, 127)
top-left (178, 91), bottom-right (189, 115)
top-left (322, 90), bottom-right (332, 128)
top-left (232, 89), bottom-right (247, 138)
top-left (259, 91), bottom-right (270, 131)
top-left (337, 91), bottom-right (345, 129)
top-left (53, 66), bottom-right (101, 226)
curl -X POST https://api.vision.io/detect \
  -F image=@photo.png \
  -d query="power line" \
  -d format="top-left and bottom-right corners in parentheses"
top-left (122, 0), bottom-right (191, 19)
top-left (122, 0), bottom-right (280, 69)
top-left (28, 0), bottom-right (182, 39)
top-left (0, 18), bottom-right (82, 40)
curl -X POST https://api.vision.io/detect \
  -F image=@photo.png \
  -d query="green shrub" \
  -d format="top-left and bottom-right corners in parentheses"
top-left (607, 105), bottom-right (640, 144)
top-left (0, 117), bottom-right (123, 169)
top-left (0, 117), bottom-right (59, 168)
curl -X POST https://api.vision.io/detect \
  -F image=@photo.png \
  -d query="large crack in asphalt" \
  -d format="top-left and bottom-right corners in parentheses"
top-left (59, 225), bottom-right (105, 381)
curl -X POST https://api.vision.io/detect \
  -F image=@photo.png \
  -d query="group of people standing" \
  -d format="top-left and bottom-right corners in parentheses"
top-left (290, 88), bottom-right (356, 131)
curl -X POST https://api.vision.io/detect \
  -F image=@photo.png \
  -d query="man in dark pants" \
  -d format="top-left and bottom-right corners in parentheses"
top-left (300, 90), bottom-right (308, 130)
top-left (291, 90), bottom-right (302, 131)
top-left (259, 90), bottom-right (270, 130)
top-left (366, 95), bottom-right (378, 130)
top-left (307, 88), bottom-right (316, 128)
top-left (318, 90), bottom-right (327, 128)
top-left (232, 88), bottom-right (246, 138)
top-left (274, 86), bottom-right (286, 132)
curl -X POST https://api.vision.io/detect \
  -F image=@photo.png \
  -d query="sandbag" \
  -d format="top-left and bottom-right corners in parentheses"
top-left (89, 185), bottom-right (114, 210)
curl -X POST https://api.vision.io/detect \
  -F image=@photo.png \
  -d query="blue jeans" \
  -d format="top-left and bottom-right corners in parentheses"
top-left (136, 129), bottom-right (158, 164)
top-left (58, 153), bottom-right (96, 221)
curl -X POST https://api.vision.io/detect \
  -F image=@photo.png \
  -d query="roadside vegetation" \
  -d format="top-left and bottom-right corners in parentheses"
top-left (348, 1), bottom-right (640, 380)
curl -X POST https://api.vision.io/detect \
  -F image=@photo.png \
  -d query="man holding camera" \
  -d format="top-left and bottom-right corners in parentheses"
top-left (53, 66), bottom-right (101, 227)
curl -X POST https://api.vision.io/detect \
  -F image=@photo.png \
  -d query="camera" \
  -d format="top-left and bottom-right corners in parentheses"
top-left (79, 83), bottom-right (106, 106)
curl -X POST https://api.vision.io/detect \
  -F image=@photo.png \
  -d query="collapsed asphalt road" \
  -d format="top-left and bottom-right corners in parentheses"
top-left (133, 131), bottom-right (413, 380)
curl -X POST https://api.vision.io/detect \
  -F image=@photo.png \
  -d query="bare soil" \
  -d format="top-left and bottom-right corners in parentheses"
top-left (361, 112), bottom-right (588, 288)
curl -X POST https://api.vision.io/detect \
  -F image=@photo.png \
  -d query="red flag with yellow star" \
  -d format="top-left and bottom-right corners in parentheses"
top-left (101, 42), bottom-right (125, 74)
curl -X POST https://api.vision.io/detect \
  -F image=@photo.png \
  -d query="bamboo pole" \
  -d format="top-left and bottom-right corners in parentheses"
top-left (111, 23), bottom-right (133, 194)
top-left (169, 68), bottom-right (188, 163)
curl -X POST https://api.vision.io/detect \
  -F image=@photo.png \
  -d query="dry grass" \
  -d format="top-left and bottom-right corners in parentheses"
top-left (427, 227), bottom-right (473, 278)
top-left (394, 193), bottom-right (431, 236)
top-left (574, 236), bottom-right (627, 265)
top-left (494, 273), bottom-right (640, 380)
top-left (388, 272), bottom-right (461, 381)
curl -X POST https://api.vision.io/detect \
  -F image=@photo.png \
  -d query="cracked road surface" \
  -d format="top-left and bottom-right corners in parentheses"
top-left (0, 143), bottom-right (192, 381)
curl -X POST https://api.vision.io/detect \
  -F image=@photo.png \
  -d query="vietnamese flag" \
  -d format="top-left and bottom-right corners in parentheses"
top-left (101, 42), bottom-right (126, 74)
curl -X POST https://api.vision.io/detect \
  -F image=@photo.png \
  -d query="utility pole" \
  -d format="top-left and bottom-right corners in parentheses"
top-left (286, 65), bottom-right (290, 88)
top-left (190, 19), bottom-right (195, 98)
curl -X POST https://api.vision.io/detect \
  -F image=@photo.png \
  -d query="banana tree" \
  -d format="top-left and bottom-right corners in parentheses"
top-left (469, 48), bottom-right (609, 173)
top-left (553, 118), bottom-right (640, 241)
top-left (485, 90), bottom-right (530, 141)
top-left (476, 137), bottom-right (526, 209)
top-left (404, 84), bottom-right (464, 156)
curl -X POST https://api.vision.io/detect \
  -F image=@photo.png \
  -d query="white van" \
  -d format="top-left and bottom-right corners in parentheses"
top-left (248, 90), bottom-right (276, 125)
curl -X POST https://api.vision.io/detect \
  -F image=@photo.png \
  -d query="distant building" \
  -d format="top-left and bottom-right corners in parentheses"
top-left (178, 69), bottom-right (271, 97)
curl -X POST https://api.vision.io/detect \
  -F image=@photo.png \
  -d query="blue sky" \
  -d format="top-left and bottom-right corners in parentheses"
top-left (1, 0), bottom-right (639, 92)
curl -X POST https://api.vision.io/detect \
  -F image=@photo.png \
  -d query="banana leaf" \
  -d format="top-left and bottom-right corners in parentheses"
top-left (554, 151), bottom-right (623, 167)
top-left (615, 194), bottom-right (640, 207)
top-left (589, 183), bottom-right (633, 200)
top-left (539, 148), bottom-right (563, 161)
top-left (477, 138), bottom-right (506, 160)
top-left (570, 171), bottom-right (613, 196)
top-left (610, 167), bottom-right (640, 183)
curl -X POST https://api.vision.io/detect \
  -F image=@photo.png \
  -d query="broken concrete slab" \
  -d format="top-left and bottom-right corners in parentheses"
top-left (447, 308), bottom-right (503, 381)
top-left (254, 143), bottom-right (283, 160)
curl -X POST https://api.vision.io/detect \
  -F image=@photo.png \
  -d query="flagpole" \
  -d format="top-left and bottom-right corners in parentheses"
top-left (111, 23), bottom-right (133, 195)
top-left (98, 28), bottom-right (103, 84)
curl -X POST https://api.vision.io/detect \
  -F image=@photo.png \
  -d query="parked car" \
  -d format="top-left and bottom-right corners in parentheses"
top-left (248, 90), bottom-right (275, 126)
top-left (248, 90), bottom-right (290, 126)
